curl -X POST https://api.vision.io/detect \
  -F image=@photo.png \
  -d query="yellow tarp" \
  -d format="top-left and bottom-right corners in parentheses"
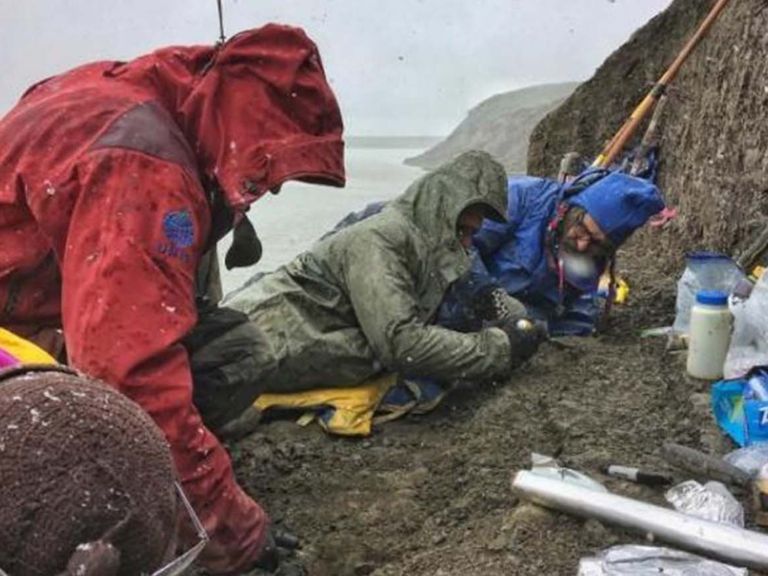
top-left (254, 373), bottom-right (397, 436)
top-left (0, 328), bottom-right (56, 365)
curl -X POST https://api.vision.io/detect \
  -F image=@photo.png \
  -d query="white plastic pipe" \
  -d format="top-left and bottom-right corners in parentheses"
top-left (512, 470), bottom-right (768, 571)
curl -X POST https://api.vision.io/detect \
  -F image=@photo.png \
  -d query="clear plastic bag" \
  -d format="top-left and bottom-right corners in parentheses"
top-left (724, 272), bottom-right (768, 379)
top-left (664, 480), bottom-right (744, 527)
top-left (578, 545), bottom-right (747, 576)
top-left (673, 252), bottom-right (746, 335)
top-left (724, 443), bottom-right (768, 476)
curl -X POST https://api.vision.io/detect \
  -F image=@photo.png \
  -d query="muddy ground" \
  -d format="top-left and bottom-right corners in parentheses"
top-left (192, 253), bottom-right (761, 576)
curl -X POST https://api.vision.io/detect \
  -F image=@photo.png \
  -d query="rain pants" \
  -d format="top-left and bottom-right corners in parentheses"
top-left (224, 152), bottom-right (513, 396)
top-left (0, 24), bottom-right (345, 574)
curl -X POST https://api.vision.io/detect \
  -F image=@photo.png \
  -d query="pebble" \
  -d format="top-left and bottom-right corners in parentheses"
top-left (432, 532), bottom-right (447, 545)
top-left (354, 562), bottom-right (375, 575)
top-left (486, 533), bottom-right (511, 552)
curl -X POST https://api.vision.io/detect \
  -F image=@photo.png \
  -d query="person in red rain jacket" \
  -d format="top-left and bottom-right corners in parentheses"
top-left (0, 24), bottom-right (345, 574)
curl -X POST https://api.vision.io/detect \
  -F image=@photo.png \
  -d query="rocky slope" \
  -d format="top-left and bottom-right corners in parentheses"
top-left (404, 82), bottom-right (579, 172)
top-left (528, 0), bottom-right (768, 271)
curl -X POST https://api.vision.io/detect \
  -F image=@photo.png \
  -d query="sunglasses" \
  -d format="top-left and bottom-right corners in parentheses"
top-left (151, 482), bottom-right (209, 576)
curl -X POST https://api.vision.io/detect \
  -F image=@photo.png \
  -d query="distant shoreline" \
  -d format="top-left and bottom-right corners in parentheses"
top-left (346, 135), bottom-right (443, 150)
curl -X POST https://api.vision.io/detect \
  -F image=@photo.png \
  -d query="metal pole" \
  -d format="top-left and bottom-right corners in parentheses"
top-left (512, 470), bottom-right (768, 571)
top-left (216, 0), bottom-right (226, 44)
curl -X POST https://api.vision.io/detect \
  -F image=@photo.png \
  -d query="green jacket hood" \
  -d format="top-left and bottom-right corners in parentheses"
top-left (391, 150), bottom-right (508, 252)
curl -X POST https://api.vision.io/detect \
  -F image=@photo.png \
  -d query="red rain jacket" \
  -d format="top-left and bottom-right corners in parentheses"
top-left (0, 24), bottom-right (344, 574)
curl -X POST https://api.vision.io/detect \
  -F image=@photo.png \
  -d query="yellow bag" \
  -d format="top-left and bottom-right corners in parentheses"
top-left (0, 328), bottom-right (57, 366)
top-left (254, 374), bottom-right (397, 436)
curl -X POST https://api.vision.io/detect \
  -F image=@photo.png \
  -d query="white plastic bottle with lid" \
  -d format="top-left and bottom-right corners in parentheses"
top-left (687, 289), bottom-right (733, 379)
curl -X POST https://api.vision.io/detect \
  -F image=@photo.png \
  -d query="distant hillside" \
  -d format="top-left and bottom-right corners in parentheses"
top-left (404, 82), bottom-right (580, 172)
top-left (346, 136), bottom-right (442, 150)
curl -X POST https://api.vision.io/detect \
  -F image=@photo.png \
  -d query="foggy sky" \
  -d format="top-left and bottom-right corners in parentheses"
top-left (1, 0), bottom-right (672, 135)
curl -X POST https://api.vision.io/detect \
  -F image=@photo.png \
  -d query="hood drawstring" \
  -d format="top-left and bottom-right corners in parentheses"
top-left (546, 202), bottom-right (569, 308)
top-left (604, 256), bottom-right (617, 318)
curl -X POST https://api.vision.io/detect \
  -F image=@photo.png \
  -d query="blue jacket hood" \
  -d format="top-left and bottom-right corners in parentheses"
top-left (566, 171), bottom-right (664, 246)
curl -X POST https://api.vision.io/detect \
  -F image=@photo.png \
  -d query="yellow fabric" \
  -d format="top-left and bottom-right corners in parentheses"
top-left (0, 328), bottom-right (56, 364)
top-left (613, 278), bottom-right (630, 304)
top-left (599, 274), bottom-right (630, 304)
top-left (254, 373), bottom-right (397, 436)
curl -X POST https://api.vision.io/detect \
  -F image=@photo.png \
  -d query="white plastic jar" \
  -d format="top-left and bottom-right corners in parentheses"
top-left (687, 290), bottom-right (733, 380)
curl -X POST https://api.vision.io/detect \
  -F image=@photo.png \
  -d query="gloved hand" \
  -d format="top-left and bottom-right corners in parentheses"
top-left (251, 527), bottom-right (304, 574)
top-left (498, 318), bottom-right (548, 366)
top-left (473, 286), bottom-right (527, 324)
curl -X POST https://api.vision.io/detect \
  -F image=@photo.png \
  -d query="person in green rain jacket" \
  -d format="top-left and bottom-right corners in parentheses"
top-left (188, 151), bottom-right (545, 432)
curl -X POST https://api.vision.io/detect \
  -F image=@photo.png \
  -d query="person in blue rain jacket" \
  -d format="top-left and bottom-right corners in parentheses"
top-left (440, 163), bottom-right (665, 335)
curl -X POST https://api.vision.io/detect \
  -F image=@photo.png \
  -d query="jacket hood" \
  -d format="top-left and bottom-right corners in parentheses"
top-left (110, 24), bottom-right (345, 210)
top-left (392, 151), bottom-right (508, 252)
top-left (566, 171), bottom-right (664, 246)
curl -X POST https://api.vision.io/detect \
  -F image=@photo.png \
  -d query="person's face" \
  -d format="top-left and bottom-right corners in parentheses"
top-left (457, 207), bottom-right (485, 249)
top-left (562, 213), bottom-right (609, 256)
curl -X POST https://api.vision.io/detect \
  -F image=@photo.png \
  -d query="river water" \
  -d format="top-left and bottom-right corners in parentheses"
top-left (218, 147), bottom-right (426, 295)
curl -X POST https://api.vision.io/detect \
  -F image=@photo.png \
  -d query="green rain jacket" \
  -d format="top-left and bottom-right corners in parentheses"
top-left (224, 151), bottom-right (513, 393)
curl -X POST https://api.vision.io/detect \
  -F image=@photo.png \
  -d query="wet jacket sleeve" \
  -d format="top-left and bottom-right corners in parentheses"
top-left (58, 151), bottom-right (268, 574)
top-left (474, 178), bottom-right (555, 297)
top-left (342, 230), bottom-right (512, 381)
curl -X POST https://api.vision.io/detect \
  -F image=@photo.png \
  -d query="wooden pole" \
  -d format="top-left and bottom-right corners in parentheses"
top-left (593, 0), bottom-right (731, 168)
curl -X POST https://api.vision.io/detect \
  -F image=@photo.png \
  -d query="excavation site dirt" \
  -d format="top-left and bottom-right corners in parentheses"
top-left (218, 258), bottom-right (750, 576)
top-left (198, 0), bottom-right (768, 573)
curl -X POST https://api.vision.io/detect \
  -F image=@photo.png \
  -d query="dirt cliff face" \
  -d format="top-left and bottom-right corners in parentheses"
top-left (528, 0), bottom-right (768, 271)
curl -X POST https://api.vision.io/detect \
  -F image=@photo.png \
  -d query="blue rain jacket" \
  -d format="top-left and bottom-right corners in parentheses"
top-left (474, 176), bottom-right (564, 309)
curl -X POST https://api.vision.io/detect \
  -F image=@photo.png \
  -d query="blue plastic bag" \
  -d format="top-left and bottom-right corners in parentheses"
top-left (712, 368), bottom-right (768, 447)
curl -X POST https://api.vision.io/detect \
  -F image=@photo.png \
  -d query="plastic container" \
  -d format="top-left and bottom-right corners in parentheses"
top-left (673, 252), bottom-right (745, 335)
top-left (687, 290), bottom-right (732, 380)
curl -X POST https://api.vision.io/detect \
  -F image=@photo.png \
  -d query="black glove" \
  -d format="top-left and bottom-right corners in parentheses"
top-left (473, 286), bottom-right (527, 324)
top-left (498, 318), bottom-right (548, 366)
top-left (253, 527), bottom-right (304, 574)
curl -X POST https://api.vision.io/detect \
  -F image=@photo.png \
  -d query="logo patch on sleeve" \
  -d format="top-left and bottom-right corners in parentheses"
top-left (157, 210), bottom-right (195, 261)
